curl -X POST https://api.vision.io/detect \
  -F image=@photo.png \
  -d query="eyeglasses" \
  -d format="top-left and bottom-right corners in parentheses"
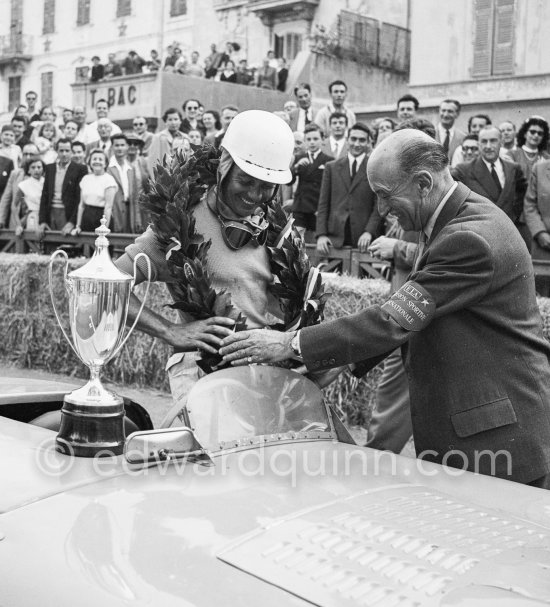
top-left (462, 145), bottom-right (478, 152)
top-left (186, 106), bottom-right (199, 111)
top-left (217, 214), bottom-right (269, 250)
top-left (133, 122), bottom-right (145, 126)
top-left (528, 129), bottom-right (544, 137)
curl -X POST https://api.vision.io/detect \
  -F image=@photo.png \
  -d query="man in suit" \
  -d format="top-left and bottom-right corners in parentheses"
top-left (315, 80), bottom-right (356, 139)
top-left (0, 156), bottom-right (14, 209)
top-left (452, 125), bottom-right (526, 226)
top-left (37, 138), bottom-right (88, 235)
top-left (86, 118), bottom-right (114, 159)
top-left (220, 129), bottom-right (550, 488)
top-left (288, 83), bottom-right (315, 134)
top-left (320, 112), bottom-right (349, 160)
top-left (435, 99), bottom-right (466, 162)
top-left (107, 133), bottom-right (142, 234)
top-left (0, 143), bottom-right (39, 229)
top-left (291, 123), bottom-right (333, 240)
top-left (316, 123), bottom-right (382, 254)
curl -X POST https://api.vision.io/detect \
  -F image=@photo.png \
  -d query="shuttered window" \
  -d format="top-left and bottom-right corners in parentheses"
top-left (43, 0), bottom-right (55, 34)
top-left (77, 0), bottom-right (90, 25)
top-left (473, 0), bottom-right (514, 77)
top-left (41, 72), bottom-right (53, 107)
top-left (117, 0), bottom-right (131, 18)
top-left (170, 0), bottom-right (186, 17)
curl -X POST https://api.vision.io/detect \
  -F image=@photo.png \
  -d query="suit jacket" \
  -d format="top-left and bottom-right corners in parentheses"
top-left (524, 158), bottom-right (550, 260)
top-left (0, 156), bottom-right (14, 205)
top-left (316, 155), bottom-right (382, 248)
top-left (288, 108), bottom-right (314, 133)
top-left (38, 161), bottom-right (88, 226)
top-left (321, 138), bottom-right (348, 160)
top-left (452, 156), bottom-right (526, 222)
top-left (436, 125), bottom-right (467, 161)
top-left (291, 151), bottom-right (333, 215)
top-left (0, 168), bottom-right (24, 228)
top-left (86, 140), bottom-right (113, 160)
top-left (301, 182), bottom-right (550, 483)
top-left (107, 162), bottom-right (142, 233)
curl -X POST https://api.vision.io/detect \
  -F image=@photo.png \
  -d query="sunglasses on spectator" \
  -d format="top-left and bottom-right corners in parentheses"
top-left (217, 214), bottom-right (269, 250)
top-left (186, 106), bottom-right (199, 110)
top-left (133, 122), bottom-right (145, 126)
top-left (462, 145), bottom-right (478, 152)
top-left (528, 129), bottom-right (544, 136)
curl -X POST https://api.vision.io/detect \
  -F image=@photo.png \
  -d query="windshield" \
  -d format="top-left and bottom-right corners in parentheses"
top-left (186, 366), bottom-right (334, 451)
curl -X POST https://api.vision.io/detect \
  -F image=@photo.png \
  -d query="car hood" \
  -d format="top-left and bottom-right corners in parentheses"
top-left (1, 430), bottom-right (550, 607)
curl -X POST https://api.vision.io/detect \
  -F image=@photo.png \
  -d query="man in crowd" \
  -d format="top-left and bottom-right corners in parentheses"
top-left (183, 51), bottom-right (204, 78)
top-left (288, 83), bottom-right (314, 134)
top-left (316, 123), bottom-right (381, 255)
top-left (396, 94), bottom-right (419, 122)
top-left (453, 125), bottom-right (526, 225)
top-left (235, 59), bottom-right (253, 86)
top-left (451, 113), bottom-right (492, 166)
top-left (291, 122), bottom-right (333, 241)
top-left (0, 143), bottom-right (39, 228)
top-left (131, 116), bottom-right (153, 157)
top-left (70, 141), bottom-right (87, 165)
top-left (11, 116), bottom-right (31, 150)
top-left (25, 90), bottom-right (40, 123)
top-left (321, 112), bottom-right (349, 160)
top-left (72, 106), bottom-right (94, 144)
top-left (86, 118), bottom-right (113, 158)
top-left (62, 120), bottom-right (80, 143)
top-left (435, 99), bottom-right (466, 162)
top-left (204, 105), bottom-right (238, 148)
top-left (499, 120), bottom-right (517, 156)
top-left (315, 80), bottom-right (356, 138)
top-left (220, 128), bottom-right (550, 488)
top-left (37, 138), bottom-right (88, 236)
top-left (108, 133), bottom-right (142, 234)
top-left (87, 98), bottom-right (121, 141)
top-left (0, 155), bottom-right (14, 213)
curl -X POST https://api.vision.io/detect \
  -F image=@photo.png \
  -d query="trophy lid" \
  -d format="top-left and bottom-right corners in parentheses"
top-left (68, 217), bottom-right (133, 282)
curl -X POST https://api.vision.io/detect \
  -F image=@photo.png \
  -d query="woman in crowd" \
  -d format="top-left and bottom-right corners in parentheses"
top-left (187, 129), bottom-right (203, 146)
top-left (72, 150), bottom-right (117, 233)
top-left (373, 117), bottom-right (397, 146)
top-left (201, 110), bottom-right (222, 139)
top-left (505, 116), bottom-right (550, 180)
top-left (115, 110), bottom-right (297, 418)
top-left (147, 107), bottom-right (186, 175)
top-left (219, 59), bottom-right (237, 83)
top-left (14, 157), bottom-right (45, 234)
top-left (0, 124), bottom-right (21, 169)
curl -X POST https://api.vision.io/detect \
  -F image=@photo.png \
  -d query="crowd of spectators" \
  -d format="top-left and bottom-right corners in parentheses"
top-left (87, 42), bottom-right (289, 92)
top-left (2, 79), bottom-right (550, 290)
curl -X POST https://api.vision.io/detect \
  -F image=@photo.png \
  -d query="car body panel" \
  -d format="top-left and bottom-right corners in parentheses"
top-left (0, 376), bottom-right (80, 405)
top-left (1, 432), bottom-right (550, 606)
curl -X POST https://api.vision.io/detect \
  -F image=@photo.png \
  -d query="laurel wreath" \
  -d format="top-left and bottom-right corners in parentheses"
top-left (142, 145), bottom-right (329, 373)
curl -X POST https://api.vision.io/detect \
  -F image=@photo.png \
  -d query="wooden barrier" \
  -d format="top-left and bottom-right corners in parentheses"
top-left (0, 229), bottom-right (393, 279)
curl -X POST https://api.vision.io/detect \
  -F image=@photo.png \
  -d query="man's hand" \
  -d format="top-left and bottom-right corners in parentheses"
top-left (61, 222), bottom-right (74, 236)
top-left (165, 317), bottom-right (236, 354)
top-left (15, 225), bottom-right (23, 236)
top-left (37, 223), bottom-right (49, 239)
top-left (538, 232), bottom-right (550, 250)
top-left (220, 329), bottom-right (293, 366)
top-left (368, 236), bottom-right (398, 260)
top-left (316, 235), bottom-right (332, 255)
top-left (357, 231), bottom-right (373, 253)
top-left (295, 157), bottom-right (311, 169)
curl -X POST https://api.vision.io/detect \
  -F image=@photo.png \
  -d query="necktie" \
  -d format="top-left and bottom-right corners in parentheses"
top-left (332, 141), bottom-right (338, 157)
top-left (351, 159), bottom-right (357, 180)
top-left (442, 129), bottom-right (450, 154)
top-left (490, 162), bottom-right (502, 195)
top-left (413, 231), bottom-right (428, 272)
top-left (101, 142), bottom-right (106, 151)
top-left (305, 110), bottom-right (311, 125)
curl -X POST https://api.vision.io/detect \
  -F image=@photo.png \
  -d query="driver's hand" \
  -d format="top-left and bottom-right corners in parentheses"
top-left (166, 317), bottom-right (236, 354)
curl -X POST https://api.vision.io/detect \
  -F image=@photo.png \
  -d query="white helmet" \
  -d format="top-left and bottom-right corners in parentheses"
top-left (221, 110), bottom-right (294, 184)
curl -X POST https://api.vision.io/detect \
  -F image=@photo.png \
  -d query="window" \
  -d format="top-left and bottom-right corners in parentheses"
top-left (473, 0), bottom-right (514, 77)
top-left (117, 0), bottom-right (131, 18)
top-left (170, 0), bottom-right (186, 17)
top-left (77, 0), bottom-right (90, 25)
top-left (8, 76), bottom-right (21, 112)
top-left (41, 71), bottom-right (53, 107)
top-left (274, 33), bottom-right (302, 61)
top-left (43, 0), bottom-right (55, 34)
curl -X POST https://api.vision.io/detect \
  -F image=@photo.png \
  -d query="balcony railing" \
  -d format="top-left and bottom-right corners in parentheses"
top-left (0, 35), bottom-right (33, 64)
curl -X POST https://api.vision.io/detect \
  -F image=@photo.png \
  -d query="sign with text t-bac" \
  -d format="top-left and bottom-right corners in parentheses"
top-left (381, 280), bottom-right (435, 331)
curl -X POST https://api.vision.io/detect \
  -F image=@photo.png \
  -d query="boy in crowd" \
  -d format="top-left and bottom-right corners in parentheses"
top-left (291, 122), bottom-right (333, 241)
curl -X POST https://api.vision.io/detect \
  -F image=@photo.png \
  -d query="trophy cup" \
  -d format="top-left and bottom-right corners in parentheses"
top-left (48, 217), bottom-right (151, 457)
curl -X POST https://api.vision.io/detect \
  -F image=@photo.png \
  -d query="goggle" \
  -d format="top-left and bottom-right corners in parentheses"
top-left (217, 214), bottom-right (269, 250)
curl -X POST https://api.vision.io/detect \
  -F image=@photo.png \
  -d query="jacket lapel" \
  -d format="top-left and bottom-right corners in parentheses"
top-left (473, 157), bottom-right (500, 201)
top-left (428, 181), bottom-right (470, 246)
top-left (349, 156), bottom-right (367, 193)
top-left (337, 156), bottom-right (351, 189)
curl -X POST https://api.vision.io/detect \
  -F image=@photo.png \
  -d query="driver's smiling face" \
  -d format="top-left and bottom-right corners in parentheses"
top-left (221, 164), bottom-right (276, 218)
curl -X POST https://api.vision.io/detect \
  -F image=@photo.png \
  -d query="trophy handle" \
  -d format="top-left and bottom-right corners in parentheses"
top-left (111, 252), bottom-right (152, 359)
top-left (49, 249), bottom-right (83, 362)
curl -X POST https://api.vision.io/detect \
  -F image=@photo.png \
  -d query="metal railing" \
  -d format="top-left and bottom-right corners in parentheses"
top-left (0, 34), bottom-right (33, 60)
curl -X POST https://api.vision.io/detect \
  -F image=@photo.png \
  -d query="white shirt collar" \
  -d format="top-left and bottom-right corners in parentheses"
top-left (348, 152), bottom-right (365, 168)
top-left (109, 156), bottom-right (130, 170)
top-left (424, 182), bottom-right (458, 240)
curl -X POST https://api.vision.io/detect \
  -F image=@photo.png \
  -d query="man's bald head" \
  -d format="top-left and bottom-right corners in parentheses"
top-left (368, 129), bottom-right (454, 232)
top-left (368, 129), bottom-right (448, 183)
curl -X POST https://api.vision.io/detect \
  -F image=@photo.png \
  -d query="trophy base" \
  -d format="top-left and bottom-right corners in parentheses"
top-left (56, 381), bottom-right (126, 458)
